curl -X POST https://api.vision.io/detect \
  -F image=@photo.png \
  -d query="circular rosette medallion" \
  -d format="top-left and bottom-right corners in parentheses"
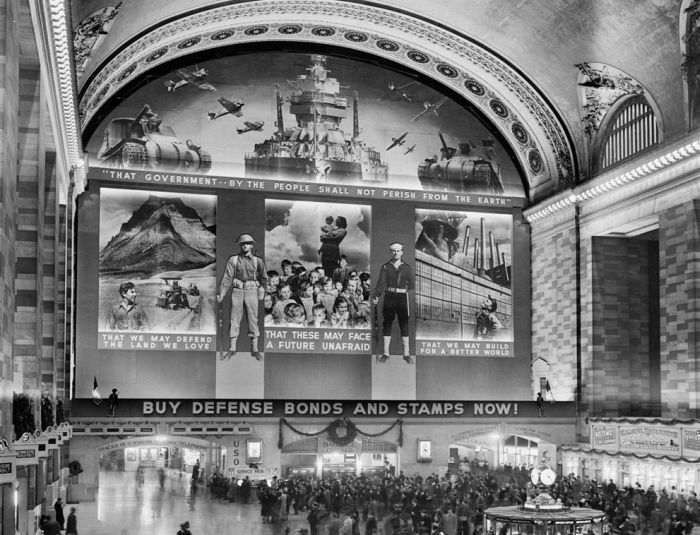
top-left (489, 99), bottom-right (509, 118)
top-left (464, 79), bottom-right (485, 96)
top-left (278, 25), bottom-right (302, 35)
top-left (210, 30), bottom-right (234, 41)
top-left (528, 149), bottom-right (543, 173)
top-left (177, 37), bottom-right (201, 49)
top-left (245, 25), bottom-right (269, 36)
top-left (344, 31), bottom-right (368, 43)
top-left (436, 63), bottom-right (458, 78)
top-left (407, 50), bottom-right (429, 63)
top-left (376, 39), bottom-right (400, 52)
top-left (312, 27), bottom-right (335, 37)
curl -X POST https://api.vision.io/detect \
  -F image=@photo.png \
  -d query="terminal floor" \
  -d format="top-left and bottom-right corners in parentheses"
top-left (74, 470), bottom-right (310, 535)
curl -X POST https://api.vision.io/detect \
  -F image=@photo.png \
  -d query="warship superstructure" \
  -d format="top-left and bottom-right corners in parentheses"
top-left (245, 55), bottom-right (388, 183)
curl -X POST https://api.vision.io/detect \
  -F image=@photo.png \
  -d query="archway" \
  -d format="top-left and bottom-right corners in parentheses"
top-left (95, 434), bottom-right (223, 489)
top-left (450, 429), bottom-right (554, 472)
top-left (78, 0), bottom-right (576, 201)
top-left (281, 436), bottom-right (398, 479)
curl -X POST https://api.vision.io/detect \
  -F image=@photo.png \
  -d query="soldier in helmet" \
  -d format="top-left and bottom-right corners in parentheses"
top-left (217, 234), bottom-right (268, 360)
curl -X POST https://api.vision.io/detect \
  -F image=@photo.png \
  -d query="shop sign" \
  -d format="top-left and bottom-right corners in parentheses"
top-left (319, 439), bottom-right (359, 454)
top-left (592, 425), bottom-right (618, 448)
top-left (682, 429), bottom-right (700, 456)
top-left (96, 436), bottom-right (210, 453)
top-left (0, 459), bottom-right (15, 484)
top-left (12, 432), bottom-right (40, 466)
top-left (14, 447), bottom-right (38, 466)
top-left (505, 425), bottom-right (553, 441)
top-left (228, 466), bottom-right (280, 479)
top-left (619, 427), bottom-right (680, 453)
top-left (72, 398), bottom-right (577, 419)
top-left (453, 425), bottom-right (499, 442)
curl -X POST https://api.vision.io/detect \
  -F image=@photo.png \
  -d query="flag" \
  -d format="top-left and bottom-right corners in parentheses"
top-left (545, 380), bottom-right (555, 403)
top-left (92, 376), bottom-right (102, 405)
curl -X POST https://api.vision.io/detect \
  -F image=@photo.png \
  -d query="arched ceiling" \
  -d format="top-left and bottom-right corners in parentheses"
top-left (71, 0), bottom-right (685, 201)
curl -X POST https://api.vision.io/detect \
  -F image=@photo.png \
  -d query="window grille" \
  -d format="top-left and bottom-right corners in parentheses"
top-left (599, 96), bottom-right (658, 171)
top-left (360, 438), bottom-right (397, 453)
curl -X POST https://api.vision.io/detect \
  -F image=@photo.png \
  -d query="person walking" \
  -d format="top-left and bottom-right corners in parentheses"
top-left (54, 497), bottom-right (65, 530)
top-left (40, 514), bottom-right (61, 535)
top-left (217, 234), bottom-right (268, 360)
top-left (66, 507), bottom-right (78, 535)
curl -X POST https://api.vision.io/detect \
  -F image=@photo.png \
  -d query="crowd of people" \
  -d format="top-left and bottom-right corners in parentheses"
top-left (204, 462), bottom-right (700, 535)
top-left (263, 257), bottom-right (372, 329)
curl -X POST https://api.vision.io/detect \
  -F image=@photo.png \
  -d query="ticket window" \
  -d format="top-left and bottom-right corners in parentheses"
top-left (683, 470), bottom-right (696, 492)
top-left (621, 463), bottom-right (630, 487)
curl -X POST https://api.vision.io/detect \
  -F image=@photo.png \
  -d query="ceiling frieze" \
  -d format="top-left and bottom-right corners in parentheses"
top-left (77, 0), bottom-right (575, 199)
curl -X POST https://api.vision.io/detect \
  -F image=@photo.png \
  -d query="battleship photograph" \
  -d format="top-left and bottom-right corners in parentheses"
top-left (86, 51), bottom-right (525, 197)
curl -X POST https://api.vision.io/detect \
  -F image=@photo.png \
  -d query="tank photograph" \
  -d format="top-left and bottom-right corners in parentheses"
top-left (86, 52), bottom-right (525, 198)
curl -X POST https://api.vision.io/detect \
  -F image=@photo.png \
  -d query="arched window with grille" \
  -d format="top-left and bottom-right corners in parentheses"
top-left (593, 95), bottom-right (660, 174)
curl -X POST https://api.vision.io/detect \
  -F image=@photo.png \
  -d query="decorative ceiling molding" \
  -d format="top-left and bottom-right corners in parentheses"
top-left (76, 0), bottom-right (575, 200)
top-left (29, 0), bottom-right (86, 195)
top-left (524, 136), bottom-right (700, 224)
top-left (576, 62), bottom-right (646, 138)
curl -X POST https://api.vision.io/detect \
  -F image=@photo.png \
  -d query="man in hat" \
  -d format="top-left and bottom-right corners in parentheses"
top-left (217, 233), bottom-right (268, 360)
top-left (177, 521), bottom-right (193, 535)
top-left (373, 242), bottom-right (415, 364)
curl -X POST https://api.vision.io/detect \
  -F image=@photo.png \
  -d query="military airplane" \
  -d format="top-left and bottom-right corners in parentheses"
top-left (403, 144), bottom-right (417, 155)
top-left (207, 97), bottom-right (245, 120)
top-left (386, 132), bottom-right (408, 151)
top-left (237, 121), bottom-right (265, 134)
top-left (164, 67), bottom-right (217, 93)
top-left (410, 97), bottom-right (448, 122)
top-left (388, 80), bottom-right (416, 101)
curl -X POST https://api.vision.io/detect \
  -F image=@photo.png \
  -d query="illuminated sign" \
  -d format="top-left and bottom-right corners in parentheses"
top-left (246, 439), bottom-right (263, 464)
top-left (417, 439), bottom-right (432, 461)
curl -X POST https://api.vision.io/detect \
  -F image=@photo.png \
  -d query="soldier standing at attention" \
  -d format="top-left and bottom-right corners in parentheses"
top-left (217, 234), bottom-right (268, 360)
top-left (373, 242), bottom-right (415, 364)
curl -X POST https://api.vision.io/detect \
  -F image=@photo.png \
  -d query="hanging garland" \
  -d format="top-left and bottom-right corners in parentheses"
top-left (587, 416), bottom-right (700, 425)
top-left (278, 417), bottom-right (403, 449)
top-left (560, 445), bottom-right (700, 463)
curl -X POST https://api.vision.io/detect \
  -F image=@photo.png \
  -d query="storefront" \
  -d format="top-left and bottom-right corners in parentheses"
top-left (12, 433), bottom-right (41, 535)
top-left (562, 418), bottom-right (700, 491)
top-left (66, 398), bottom-right (577, 499)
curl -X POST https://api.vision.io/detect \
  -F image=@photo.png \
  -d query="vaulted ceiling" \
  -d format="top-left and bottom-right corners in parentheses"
top-left (69, 0), bottom-right (688, 201)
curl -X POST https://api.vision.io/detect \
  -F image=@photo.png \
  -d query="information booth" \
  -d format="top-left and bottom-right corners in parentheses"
top-left (485, 469), bottom-right (606, 535)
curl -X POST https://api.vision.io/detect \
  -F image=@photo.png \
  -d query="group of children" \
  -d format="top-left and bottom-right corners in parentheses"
top-left (263, 256), bottom-right (372, 329)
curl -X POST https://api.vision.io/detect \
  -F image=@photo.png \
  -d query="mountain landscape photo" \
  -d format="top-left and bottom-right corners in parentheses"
top-left (99, 195), bottom-right (216, 278)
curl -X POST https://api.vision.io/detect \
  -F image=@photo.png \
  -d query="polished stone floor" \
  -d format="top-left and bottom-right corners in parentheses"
top-left (73, 469), bottom-right (309, 535)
